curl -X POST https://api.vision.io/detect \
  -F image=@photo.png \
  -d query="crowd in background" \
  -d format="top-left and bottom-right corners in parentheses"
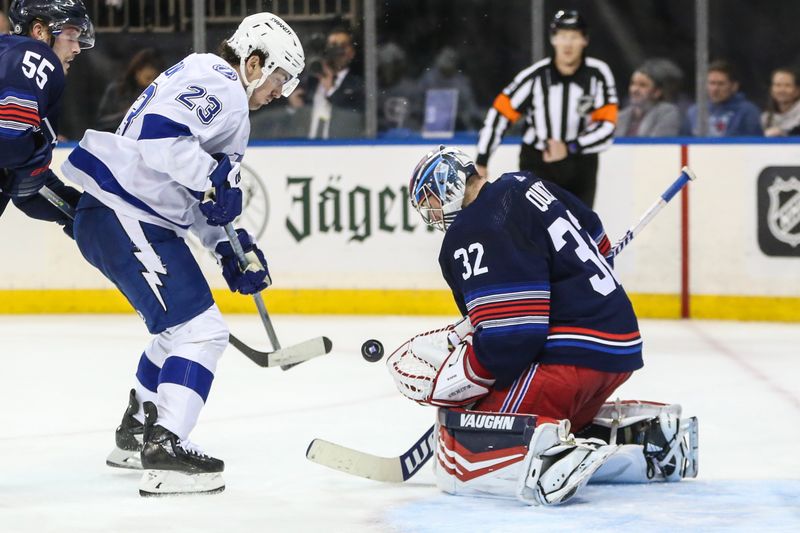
top-left (3, 2), bottom-right (800, 141)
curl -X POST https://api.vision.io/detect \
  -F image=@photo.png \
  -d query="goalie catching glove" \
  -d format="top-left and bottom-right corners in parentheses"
top-left (199, 153), bottom-right (242, 226)
top-left (215, 229), bottom-right (271, 294)
top-left (387, 318), bottom-right (493, 407)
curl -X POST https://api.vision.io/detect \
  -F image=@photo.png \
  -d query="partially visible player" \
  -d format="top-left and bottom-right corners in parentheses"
top-left (388, 145), bottom-right (697, 505)
top-left (60, 12), bottom-right (304, 496)
top-left (0, 0), bottom-right (94, 237)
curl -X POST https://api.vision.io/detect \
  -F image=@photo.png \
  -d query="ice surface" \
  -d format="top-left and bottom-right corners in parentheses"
top-left (0, 315), bottom-right (798, 532)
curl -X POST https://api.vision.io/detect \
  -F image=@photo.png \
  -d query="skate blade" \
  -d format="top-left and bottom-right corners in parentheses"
top-left (106, 447), bottom-right (143, 470)
top-left (138, 470), bottom-right (225, 497)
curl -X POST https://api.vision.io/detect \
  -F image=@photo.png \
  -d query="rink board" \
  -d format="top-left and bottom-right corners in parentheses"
top-left (0, 141), bottom-right (798, 321)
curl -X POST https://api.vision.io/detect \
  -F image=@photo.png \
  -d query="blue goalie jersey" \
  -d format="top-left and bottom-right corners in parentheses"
top-left (439, 172), bottom-right (643, 387)
top-left (0, 35), bottom-right (64, 170)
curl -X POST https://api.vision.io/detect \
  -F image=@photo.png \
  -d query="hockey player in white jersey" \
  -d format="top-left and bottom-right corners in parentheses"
top-left (60, 13), bottom-right (304, 496)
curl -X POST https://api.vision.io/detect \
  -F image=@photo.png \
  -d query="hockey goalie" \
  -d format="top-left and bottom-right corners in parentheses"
top-left (386, 145), bottom-right (699, 506)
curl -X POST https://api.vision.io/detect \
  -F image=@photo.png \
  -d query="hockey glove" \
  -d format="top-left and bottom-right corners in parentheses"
top-left (425, 338), bottom-right (495, 407)
top-left (199, 154), bottom-right (242, 226)
top-left (6, 130), bottom-right (53, 197)
top-left (215, 229), bottom-right (271, 294)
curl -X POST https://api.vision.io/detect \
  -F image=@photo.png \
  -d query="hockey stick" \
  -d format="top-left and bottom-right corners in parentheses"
top-left (39, 185), bottom-right (75, 218)
top-left (222, 223), bottom-right (332, 369)
top-left (608, 166), bottom-right (696, 257)
top-left (40, 185), bottom-right (331, 367)
top-left (305, 166), bottom-right (698, 482)
top-left (229, 332), bottom-right (332, 368)
top-left (306, 425), bottom-right (436, 483)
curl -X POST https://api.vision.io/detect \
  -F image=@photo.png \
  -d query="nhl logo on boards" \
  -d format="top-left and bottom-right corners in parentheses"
top-left (767, 177), bottom-right (800, 247)
top-left (757, 168), bottom-right (800, 256)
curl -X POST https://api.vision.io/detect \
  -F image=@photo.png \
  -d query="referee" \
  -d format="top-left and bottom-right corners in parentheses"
top-left (476, 10), bottom-right (617, 207)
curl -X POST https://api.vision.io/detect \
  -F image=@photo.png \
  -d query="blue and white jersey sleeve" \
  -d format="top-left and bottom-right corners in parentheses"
top-left (119, 53), bottom-right (250, 192)
top-left (62, 53), bottom-right (250, 232)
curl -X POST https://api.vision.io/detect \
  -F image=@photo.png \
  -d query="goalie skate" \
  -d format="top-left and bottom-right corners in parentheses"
top-left (106, 389), bottom-right (144, 470)
top-left (517, 419), bottom-right (619, 506)
top-left (138, 402), bottom-right (225, 497)
top-left (586, 400), bottom-right (699, 482)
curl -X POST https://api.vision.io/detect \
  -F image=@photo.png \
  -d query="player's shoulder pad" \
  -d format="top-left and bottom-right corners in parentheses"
top-left (0, 35), bottom-right (65, 91)
top-left (192, 53), bottom-right (241, 84)
top-left (490, 172), bottom-right (538, 202)
top-left (211, 62), bottom-right (238, 82)
top-left (3, 36), bottom-right (62, 71)
top-left (190, 53), bottom-right (248, 108)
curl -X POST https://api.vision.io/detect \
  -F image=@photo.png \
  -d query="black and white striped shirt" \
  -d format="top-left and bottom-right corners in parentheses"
top-left (476, 56), bottom-right (618, 166)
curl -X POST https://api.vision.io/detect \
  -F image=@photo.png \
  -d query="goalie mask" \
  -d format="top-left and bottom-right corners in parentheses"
top-left (9, 0), bottom-right (95, 49)
top-left (226, 12), bottom-right (305, 99)
top-left (409, 146), bottom-right (478, 231)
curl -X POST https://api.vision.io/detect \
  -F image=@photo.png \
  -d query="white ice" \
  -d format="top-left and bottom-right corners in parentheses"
top-left (0, 315), bottom-right (798, 532)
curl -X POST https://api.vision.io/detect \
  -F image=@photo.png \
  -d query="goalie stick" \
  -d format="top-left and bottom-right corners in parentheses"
top-left (306, 425), bottom-right (436, 483)
top-left (305, 166), bottom-right (698, 482)
top-left (38, 187), bottom-right (332, 367)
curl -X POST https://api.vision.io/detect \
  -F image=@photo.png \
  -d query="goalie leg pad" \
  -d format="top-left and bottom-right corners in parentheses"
top-left (583, 400), bottom-right (699, 482)
top-left (434, 408), bottom-right (618, 506)
top-left (435, 408), bottom-right (539, 499)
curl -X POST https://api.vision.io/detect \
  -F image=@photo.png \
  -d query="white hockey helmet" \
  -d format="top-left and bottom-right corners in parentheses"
top-left (409, 145), bottom-right (478, 231)
top-left (226, 12), bottom-right (305, 98)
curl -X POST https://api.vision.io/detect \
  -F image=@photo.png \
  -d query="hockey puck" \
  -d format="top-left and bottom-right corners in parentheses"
top-left (361, 339), bottom-right (385, 362)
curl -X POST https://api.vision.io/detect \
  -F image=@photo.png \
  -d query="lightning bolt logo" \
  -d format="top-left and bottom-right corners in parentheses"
top-left (134, 246), bottom-right (168, 311)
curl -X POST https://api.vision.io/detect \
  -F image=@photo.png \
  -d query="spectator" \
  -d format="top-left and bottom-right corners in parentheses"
top-left (685, 60), bottom-right (762, 136)
top-left (377, 42), bottom-right (422, 135)
top-left (418, 47), bottom-right (483, 131)
top-left (617, 58), bottom-right (682, 137)
top-left (762, 67), bottom-right (800, 136)
top-left (288, 26), bottom-right (365, 138)
top-left (476, 9), bottom-right (617, 208)
top-left (95, 48), bottom-right (164, 132)
top-left (0, 10), bottom-right (10, 34)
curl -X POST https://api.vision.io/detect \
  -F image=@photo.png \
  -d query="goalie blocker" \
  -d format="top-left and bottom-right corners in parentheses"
top-left (436, 401), bottom-right (698, 505)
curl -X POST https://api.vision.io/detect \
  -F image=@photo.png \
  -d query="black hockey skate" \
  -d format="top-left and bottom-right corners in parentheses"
top-left (138, 401), bottom-right (225, 497)
top-left (639, 414), bottom-right (699, 481)
top-left (106, 389), bottom-right (144, 470)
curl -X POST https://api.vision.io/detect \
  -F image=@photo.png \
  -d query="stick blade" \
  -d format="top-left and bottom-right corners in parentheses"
top-left (306, 439), bottom-right (406, 483)
top-left (228, 334), bottom-right (331, 368)
top-left (280, 337), bottom-right (333, 371)
top-left (270, 336), bottom-right (332, 367)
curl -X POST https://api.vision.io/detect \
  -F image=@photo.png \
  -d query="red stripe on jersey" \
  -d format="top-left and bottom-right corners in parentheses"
top-left (548, 326), bottom-right (640, 341)
top-left (469, 301), bottom-right (550, 324)
top-left (0, 108), bottom-right (40, 126)
top-left (597, 234), bottom-right (611, 256)
top-left (469, 299), bottom-right (549, 316)
top-left (0, 103), bottom-right (40, 119)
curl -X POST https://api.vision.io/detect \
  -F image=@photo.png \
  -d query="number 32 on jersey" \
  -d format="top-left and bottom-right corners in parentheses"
top-left (454, 243), bottom-right (489, 280)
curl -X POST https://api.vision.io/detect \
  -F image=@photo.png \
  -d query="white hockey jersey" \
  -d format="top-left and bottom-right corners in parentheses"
top-left (61, 53), bottom-right (251, 247)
